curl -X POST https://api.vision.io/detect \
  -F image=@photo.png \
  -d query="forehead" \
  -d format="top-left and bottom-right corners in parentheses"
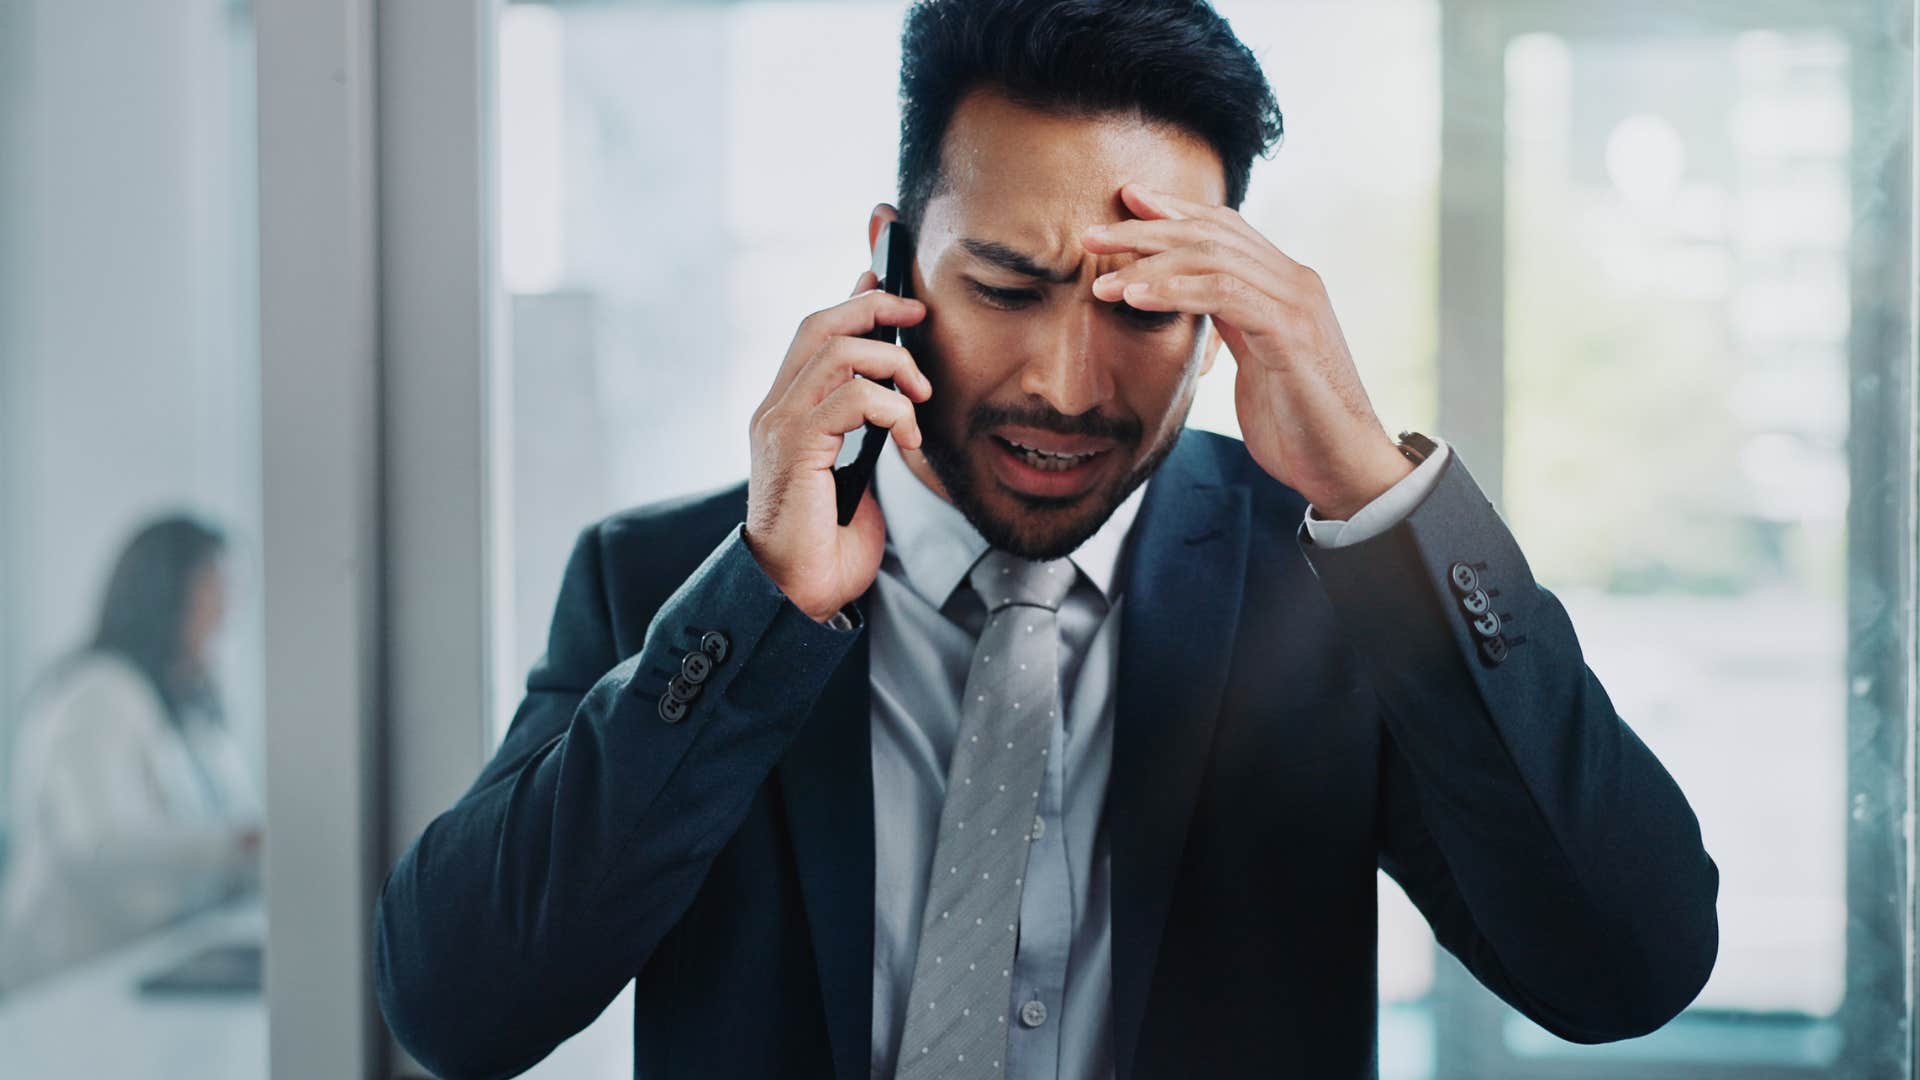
top-left (927, 88), bottom-right (1227, 241)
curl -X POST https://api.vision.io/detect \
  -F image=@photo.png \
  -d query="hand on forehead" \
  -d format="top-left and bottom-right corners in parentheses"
top-left (920, 90), bottom-right (1228, 278)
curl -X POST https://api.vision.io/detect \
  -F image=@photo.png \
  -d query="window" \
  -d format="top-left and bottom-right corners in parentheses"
top-left (490, 2), bottom-right (1914, 1076)
top-left (1429, 4), bottom-right (1910, 1076)
top-left (0, 1), bottom-right (267, 1075)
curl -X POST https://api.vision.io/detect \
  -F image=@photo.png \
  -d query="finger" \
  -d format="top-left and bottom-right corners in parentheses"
top-left (1117, 180), bottom-right (1185, 222)
top-left (1087, 237), bottom-right (1293, 305)
top-left (850, 478), bottom-right (884, 536)
top-left (1120, 180), bottom-right (1235, 225)
top-left (795, 287), bottom-right (925, 359)
top-left (1119, 182), bottom-right (1283, 261)
top-left (1116, 272), bottom-right (1288, 339)
top-left (1081, 216), bottom-right (1297, 276)
top-left (810, 376), bottom-right (923, 451)
top-left (853, 268), bottom-right (877, 294)
top-left (776, 333), bottom-right (933, 416)
top-left (765, 288), bottom-right (927, 409)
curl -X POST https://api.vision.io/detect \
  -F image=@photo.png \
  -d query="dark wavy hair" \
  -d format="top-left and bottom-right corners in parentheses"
top-left (894, 0), bottom-right (1286, 232)
top-left (83, 514), bottom-right (228, 728)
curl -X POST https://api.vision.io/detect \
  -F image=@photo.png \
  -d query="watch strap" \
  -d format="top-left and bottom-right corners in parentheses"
top-left (1395, 430), bottom-right (1437, 464)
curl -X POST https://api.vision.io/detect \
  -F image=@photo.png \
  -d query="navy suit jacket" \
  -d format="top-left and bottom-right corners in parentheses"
top-left (374, 427), bottom-right (1719, 1079)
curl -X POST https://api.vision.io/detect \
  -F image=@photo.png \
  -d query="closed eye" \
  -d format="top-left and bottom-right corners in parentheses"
top-left (968, 280), bottom-right (1184, 331)
top-left (969, 281), bottom-right (1038, 309)
top-left (1117, 303), bottom-right (1184, 331)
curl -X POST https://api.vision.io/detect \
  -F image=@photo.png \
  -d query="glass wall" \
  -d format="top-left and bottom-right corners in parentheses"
top-left (1501, 21), bottom-right (1854, 1066)
top-left (1420, 4), bottom-right (1910, 1076)
top-left (0, 1), bottom-right (267, 1076)
top-left (490, 1), bottom-right (1913, 1077)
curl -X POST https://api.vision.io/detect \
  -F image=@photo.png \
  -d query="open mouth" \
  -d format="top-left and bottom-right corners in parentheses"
top-left (987, 434), bottom-right (1117, 497)
top-left (993, 435), bottom-right (1108, 471)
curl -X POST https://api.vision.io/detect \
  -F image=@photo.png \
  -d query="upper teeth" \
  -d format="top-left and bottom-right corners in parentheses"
top-left (1008, 438), bottom-right (1097, 459)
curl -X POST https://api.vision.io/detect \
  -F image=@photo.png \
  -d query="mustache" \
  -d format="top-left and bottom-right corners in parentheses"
top-left (963, 404), bottom-right (1140, 445)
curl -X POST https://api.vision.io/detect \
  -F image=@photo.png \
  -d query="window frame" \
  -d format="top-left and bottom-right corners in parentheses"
top-left (256, 0), bottom-right (501, 1075)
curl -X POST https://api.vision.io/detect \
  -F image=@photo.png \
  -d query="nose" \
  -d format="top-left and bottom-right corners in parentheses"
top-left (1017, 300), bottom-right (1114, 418)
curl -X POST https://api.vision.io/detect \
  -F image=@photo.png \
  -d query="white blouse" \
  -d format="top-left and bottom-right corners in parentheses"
top-left (0, 652), bottom-right (261, 991)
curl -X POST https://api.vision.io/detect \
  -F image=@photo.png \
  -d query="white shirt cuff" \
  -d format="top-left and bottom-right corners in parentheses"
top-left (1301, 437), bottom-right (1452, 548)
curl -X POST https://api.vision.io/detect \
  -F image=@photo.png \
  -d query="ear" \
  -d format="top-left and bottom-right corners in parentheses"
top-left (869, 203), bottom-right (901, 259)
top-left (1199, 318), bottom-right (1225, 376)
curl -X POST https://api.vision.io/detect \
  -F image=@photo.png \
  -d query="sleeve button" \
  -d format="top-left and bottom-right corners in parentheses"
top-left (667, 674), bottom-right (702, 703)
top-left (1449, 562), bottom-right (1479, 595)
top-left (1479, 635), bottom-right (1509, 665)
top-left (1460, 588), bottom-right (1489, 616)
top-left (681, 651), bottom-right (713, 684)
top-left (1471, 610), bottom-right (1502, 640)
top-left (700, 630), bottom-right (731, 664)
top-left (658, 694), bottom-right (688, 723)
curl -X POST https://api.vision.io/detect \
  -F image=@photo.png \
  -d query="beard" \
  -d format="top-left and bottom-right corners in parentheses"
top-left (906, 327), bottom-right (1185, 562)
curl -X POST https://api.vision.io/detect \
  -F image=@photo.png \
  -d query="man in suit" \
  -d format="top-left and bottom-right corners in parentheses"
top-left (374, 1), bottom-right (1719, 1077)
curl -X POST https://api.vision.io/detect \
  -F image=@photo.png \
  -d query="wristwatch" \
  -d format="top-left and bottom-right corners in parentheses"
top-left (1394, 430), bottom-right (1437, 465)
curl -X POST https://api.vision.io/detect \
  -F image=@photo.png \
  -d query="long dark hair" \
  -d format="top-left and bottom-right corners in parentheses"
top-left (81, 514), bottom-right (228, 728)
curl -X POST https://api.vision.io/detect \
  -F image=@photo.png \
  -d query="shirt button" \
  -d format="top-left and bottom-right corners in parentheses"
top-left (1019, 1000), bottom-right (1048, 1028)
top-left (1030, 816), bottom-right (1045, 841)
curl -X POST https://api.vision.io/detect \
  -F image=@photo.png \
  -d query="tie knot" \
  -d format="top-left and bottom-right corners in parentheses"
top-left (967, 548), bottom-right (1077, 614)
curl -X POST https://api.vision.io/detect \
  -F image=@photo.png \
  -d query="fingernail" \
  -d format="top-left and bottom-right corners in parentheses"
top-left (1084, 223), bottom-right (1110, 238)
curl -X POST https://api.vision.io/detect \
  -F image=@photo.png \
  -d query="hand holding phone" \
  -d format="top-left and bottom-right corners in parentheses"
top-left (833, 222), bottom-right (916, 525)
top-left (742, 221), bottom-right (930, 624)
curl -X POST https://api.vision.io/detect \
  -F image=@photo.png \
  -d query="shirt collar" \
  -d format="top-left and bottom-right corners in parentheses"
top-left (873, 432), bottom-right (1150, 610)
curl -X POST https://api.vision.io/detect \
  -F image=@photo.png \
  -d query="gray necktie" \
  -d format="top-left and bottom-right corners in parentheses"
top-left (895, 547), bottom-right (1078, 1079)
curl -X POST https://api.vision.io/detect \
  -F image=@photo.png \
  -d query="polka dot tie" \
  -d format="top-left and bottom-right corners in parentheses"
top-left (894, 548), bottom-right (1077, 1079)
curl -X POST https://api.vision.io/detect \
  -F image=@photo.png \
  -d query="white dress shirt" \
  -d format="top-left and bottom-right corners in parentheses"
top-left (861, 430), bottom-right (1450, 1078)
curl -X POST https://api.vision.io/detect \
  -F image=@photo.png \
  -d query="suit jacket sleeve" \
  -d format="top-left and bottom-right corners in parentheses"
top-left (374, 520), bottom-right (860, 1079)
top-left (1302, 438), bottom-right (1451, 548)
top-left (1296, 450), bottom-right (1719, 1043)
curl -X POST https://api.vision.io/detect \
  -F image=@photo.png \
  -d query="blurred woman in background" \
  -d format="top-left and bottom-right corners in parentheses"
top-left (0, 514), bottom-right (261, 991)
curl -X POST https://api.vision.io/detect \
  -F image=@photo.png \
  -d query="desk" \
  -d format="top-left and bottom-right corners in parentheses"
top-left (0, 898), bottom-right (265, 1079)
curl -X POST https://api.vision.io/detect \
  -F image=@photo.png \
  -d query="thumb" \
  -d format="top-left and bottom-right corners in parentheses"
top-left (849, 479), bottom-right (886, 549)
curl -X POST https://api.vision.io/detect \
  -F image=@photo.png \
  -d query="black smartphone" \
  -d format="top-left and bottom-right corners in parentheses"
top-left (832, 220), bottom-right (917, 526)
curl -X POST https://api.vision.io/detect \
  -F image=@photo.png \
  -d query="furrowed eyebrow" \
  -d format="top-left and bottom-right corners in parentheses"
top-left (959, 238), bottom-right (1078, 285)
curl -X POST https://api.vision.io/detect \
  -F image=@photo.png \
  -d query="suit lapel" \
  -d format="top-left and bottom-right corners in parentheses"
top-left (775, 628), bottom-right (874, 1080)
top-left (1110, 429), bottom-right (1251, 1080)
